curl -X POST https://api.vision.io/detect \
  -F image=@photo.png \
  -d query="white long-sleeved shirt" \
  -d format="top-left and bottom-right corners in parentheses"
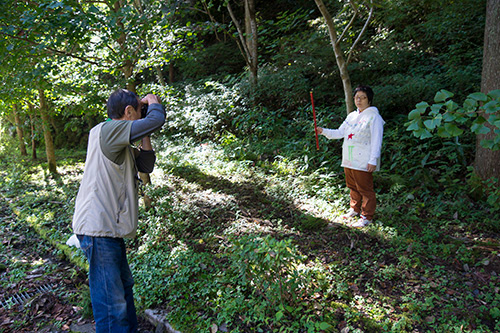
top-left (321, 106), bottom-right (385, 171)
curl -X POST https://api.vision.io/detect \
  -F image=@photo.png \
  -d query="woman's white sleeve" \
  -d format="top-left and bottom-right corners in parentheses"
top-left (368, 116), bottom-right (384, 165)
top-left (322, 122), bottom-right (345, 140)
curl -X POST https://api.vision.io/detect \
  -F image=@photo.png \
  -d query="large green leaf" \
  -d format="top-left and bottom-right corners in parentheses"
top-left (471, 119), bottom-right (491, 134)
top-left (444, 123), bottom-right (464, 137)
top-left (444, 100), bottom-right (458, 112)
top-left (442, 112), bottom-right (457, 122)
top-left (468, 92), bottom-right (488, 102)
top-left (408, 107), bottom-right (425, 120)
top-left (415, 127), bottom-right (433, 139)
top-left (434, 90), bottom-right (454, 103)
top-left (463, 98), bottom-right (478, 112)
top-left (437, 126), bottom-right (451, 138)
top-left (424, 115), bottom-right (442, 130)
top-left (483, 100), bottom-right (500, 114)
top-left (430, 103), bottom-right (443, 116)
top-left (488, 89), bottom-right (500, 100)
top-left (407, 119), bottom-right (422, 131)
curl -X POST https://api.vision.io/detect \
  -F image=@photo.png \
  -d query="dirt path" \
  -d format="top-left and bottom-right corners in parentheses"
top-left (0, 202), bottom-right (154, 332)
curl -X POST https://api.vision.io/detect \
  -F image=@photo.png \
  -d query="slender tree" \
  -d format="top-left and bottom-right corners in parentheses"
top-left (27, 103), bottom-right (38, 160)
top-left (12, 104), bottom-right (28, 156)
top-left (314, 0), bottom-right (374, 114)
top-left (38, 89), bottom-right (57, 174)
top-left (227, 0), bottom-right (258, 85)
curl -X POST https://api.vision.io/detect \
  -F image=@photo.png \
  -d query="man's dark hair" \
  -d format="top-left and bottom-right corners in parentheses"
top-left (107, 89), bottom-right (139, 120)
top-left (354, 85), bottom-right (374, 105)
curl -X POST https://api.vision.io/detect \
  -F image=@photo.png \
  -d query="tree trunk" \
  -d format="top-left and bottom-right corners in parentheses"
top-left (474, 0), bottom-right (500, 181)
top-left (28, 111), bottom-right (37, 160)
top-left (227, 0), bottom-right (258, 86)
top-left (38, 89), bottom-right (57, 174)
top-left (155, 65), bottom-right (166, 86)
top-left (245, 0), bottom-right (258, 86)
top-left (314, 0), bottom-right (354, 114)
top-left (13, 104), bottom-right (28, 156)
top-left (169, 62), bottom-right (174, 84)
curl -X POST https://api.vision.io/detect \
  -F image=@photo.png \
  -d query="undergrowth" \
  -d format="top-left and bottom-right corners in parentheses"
top-left (0, 117), bottom-right (499, 332)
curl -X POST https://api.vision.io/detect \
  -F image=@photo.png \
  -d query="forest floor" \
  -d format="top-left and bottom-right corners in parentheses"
top-left (0, 142), bottom-right (499, 331)
top-left (0, 199), bottom-right (155, 332)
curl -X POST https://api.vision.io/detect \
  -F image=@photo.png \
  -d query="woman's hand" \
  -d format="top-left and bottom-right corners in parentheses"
top-left (367, 164), bottom-right (376, 173)
top-left (317, 127), bottom-right (323, 135)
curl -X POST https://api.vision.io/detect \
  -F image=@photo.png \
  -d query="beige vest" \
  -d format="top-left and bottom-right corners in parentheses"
top-left (72, 123), bottom-right (139, 238)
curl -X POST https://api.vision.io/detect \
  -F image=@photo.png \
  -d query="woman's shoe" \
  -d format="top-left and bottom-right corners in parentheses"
top-left (341, 208), bottom-right (360, 219)
top-left (351, 215), bottom-right (372, 228)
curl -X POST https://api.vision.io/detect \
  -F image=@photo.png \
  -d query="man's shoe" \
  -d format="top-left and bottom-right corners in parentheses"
top-left (341, 208), bottom-right (359, 219)
top-left (351, 215), bottom-right (372, 228)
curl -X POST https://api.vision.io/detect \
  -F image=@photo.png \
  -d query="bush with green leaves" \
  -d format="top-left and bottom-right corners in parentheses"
top-left (406, 89), bottom-right (500, 150)
top-left (176, 42), bottom-right (246, 81)
top-left (163, 80), bottom-right (247, 141)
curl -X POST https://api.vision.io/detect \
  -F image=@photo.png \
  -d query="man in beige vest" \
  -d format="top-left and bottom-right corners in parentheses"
top-left (73, 89), bottom-right (165, 332)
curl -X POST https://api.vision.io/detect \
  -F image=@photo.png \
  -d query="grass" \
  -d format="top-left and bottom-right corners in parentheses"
top-left (0, 137), bottom-right (499, 332)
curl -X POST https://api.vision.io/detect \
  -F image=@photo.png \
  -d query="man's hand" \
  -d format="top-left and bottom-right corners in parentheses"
top-left (367, 163), bottom-right (376, 173)
top-left (317, 127), bottom-right (323, 135)
top-left (141, 93), bottom-right (161, 105)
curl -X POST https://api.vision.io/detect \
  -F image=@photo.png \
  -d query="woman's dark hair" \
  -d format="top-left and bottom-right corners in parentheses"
top-left (354, 85), bottom-right (374, 105)
top-left (107, 89), bottom-right (139, 119)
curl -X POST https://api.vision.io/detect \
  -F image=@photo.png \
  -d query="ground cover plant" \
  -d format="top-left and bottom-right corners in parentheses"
top-left (1, 118), bottom-right (499, 331)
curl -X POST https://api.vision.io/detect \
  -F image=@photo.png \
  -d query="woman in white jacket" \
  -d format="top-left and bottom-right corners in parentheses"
top-left (317, 85), bottom-right (385, 227)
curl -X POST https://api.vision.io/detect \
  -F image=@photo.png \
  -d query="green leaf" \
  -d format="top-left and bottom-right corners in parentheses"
top-left (408, 107), bottom-right (425, 120)
top-left (442, 112), bottom-right (456, 122)
top-left (415, 128), bottom-right (433, 139)
top-left (423, 119), bottom-right (434, 130)
top-left (487, 114), bottom-right (499, 126)
top-left (471, 118), bottom-right (490, 134)
top-left (487, 90), bottom-right (500, 100)
top-left (444, 100), bottom-right (458, 112)
top-left (415, 101), bottom-right (429, 110)
top-left (468, 92), bottom-right (488, 102)
top-left (463, 98), bottom-right (478, 111)
top-left (480, 139), bottom-right (495, 150)
top-left (276, 311), bottom-right (284, 321)
top-left (430, 103), bottom-right (443, 116)
top-left (483, 100), bottom-right (500, 114)
top-left (319, 322), bottom-right (332, 329)
top-left (444, 123), bottom-right (464, 137)
top-left (424, 117), bottom-right (441, 130)
top-left (437, 127), bottom-right (451, 138)
top-left (434, 90), bottom-right (454, 103)
top-left (407, 120), bottom-right (421, 131)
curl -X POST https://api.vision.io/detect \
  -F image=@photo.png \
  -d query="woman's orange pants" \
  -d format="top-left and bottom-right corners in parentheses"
top-left (344, 167), bottom-right (376, 220)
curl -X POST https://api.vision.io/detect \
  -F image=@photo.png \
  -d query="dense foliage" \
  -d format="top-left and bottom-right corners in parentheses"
top-left (1, 0), bottom-right (499, 332)
top-left (1, 125), bottom-right (499, 331)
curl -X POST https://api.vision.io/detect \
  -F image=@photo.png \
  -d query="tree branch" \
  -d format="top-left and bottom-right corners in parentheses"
top-left (227, 1), bottom-right (251, 68)
top-left (338, 1), bottom-right (359, 44)
top-left (0, 31), bottom-right (102, 65)
top-left (346, 0), bottom-right (373, 65)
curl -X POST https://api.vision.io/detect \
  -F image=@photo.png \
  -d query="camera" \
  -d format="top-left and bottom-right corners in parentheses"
top-left (140, 103), bottom-right (148, 118)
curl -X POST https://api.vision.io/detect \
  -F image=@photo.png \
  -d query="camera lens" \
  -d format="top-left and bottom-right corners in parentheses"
top-left (141, 104), bottom-right (148, 118)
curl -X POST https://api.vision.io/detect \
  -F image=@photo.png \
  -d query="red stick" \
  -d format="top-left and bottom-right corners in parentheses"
top-left (310, 90), bottom-right (319, 150)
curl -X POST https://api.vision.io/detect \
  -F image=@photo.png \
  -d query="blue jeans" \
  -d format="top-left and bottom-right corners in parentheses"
top-left (78, 235), bottom-right (138, 333)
